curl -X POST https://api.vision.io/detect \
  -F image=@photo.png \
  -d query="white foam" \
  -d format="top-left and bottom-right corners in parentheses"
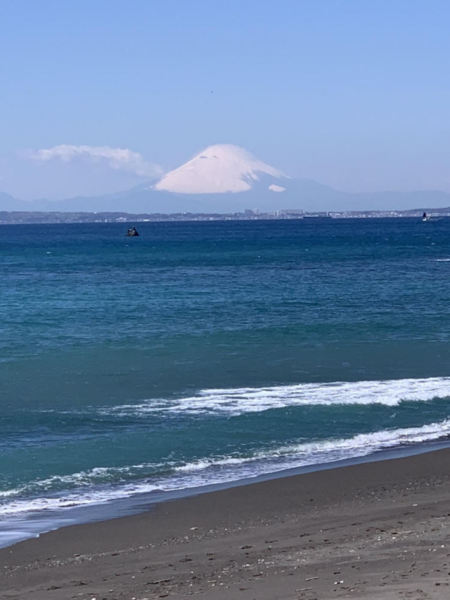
top-left (0, 462), bottom-right (171, 500)
top-left (1, 418), bottom-right (450, 518)
top-left (173, 418), bottom-right (450, 476)
top-left (104, 377), bottom-right (450, 418)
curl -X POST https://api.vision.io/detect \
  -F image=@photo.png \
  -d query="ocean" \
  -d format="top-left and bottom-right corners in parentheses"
top-left (1, 218), bottom-right (450, 547)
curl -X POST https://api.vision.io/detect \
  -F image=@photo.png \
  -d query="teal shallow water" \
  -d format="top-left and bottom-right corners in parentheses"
top-left (1, 219), bottom-right (450, 545)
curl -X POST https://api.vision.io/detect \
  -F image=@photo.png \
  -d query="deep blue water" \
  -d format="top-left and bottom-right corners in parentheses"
top-left (1, 218), bottom-right (450, 546)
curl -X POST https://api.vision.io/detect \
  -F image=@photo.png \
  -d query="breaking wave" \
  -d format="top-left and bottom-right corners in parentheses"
top-left (1, 417), bottom-right (450, 518)
top-left (100, 377), bottom-right (450, 418)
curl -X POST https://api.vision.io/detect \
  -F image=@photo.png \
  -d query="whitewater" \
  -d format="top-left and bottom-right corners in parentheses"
top-left (104, 377), bottom-right (450, 417)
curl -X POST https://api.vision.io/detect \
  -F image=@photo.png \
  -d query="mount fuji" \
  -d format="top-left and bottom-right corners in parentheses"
top-left (11, 144), bottom-right (301, 213)
top-left (3, 144), bottom-right (450, 213)
top-left (154, 144), bottom-right (287, 195)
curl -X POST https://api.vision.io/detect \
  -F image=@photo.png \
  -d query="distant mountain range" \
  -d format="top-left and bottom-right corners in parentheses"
top-left (2, 144), bottom-right (450, 213)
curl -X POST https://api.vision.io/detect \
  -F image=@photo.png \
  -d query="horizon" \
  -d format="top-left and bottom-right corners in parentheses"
top-left (2, 1), bottom-right (450, 211)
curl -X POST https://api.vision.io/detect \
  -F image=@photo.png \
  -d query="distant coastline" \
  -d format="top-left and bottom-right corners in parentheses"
top-left (1, 207), bottom-right (450, 225)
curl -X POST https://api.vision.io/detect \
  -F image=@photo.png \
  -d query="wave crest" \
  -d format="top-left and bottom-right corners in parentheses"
top-left (102, 377), bottom-right (450, 417)
top-left (1, 417), bottom-right (450, 518)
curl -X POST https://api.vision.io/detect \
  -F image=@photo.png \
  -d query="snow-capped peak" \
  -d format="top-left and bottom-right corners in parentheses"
top-left (154, 144), bottom-right (285, 194)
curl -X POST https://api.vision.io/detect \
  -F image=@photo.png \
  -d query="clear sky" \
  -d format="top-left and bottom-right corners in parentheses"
top-left (1, 0), bottom-right (450, 201)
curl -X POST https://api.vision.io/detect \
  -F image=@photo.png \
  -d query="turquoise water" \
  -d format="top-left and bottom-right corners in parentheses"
top-left (1, 219), bottom-right (450, 545)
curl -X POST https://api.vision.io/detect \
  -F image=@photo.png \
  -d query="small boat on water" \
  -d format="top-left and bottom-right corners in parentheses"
top-left (126, 226), bottom-right (139, 237)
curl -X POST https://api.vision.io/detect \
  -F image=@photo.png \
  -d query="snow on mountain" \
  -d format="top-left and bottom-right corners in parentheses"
top-left (154, 144), bottom-right (286, 194)
top-left (268, 184), bottom-right (286, 192)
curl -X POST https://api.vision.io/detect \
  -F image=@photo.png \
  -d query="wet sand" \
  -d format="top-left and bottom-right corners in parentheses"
top-left (2, 448), bottom-right (450, 599)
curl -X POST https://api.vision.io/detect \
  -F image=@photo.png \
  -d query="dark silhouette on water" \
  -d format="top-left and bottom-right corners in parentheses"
top-left (126, 226), bottom-right (139, 237)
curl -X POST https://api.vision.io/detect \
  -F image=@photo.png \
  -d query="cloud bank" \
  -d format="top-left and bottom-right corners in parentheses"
top-left (30, 145), bottom-right (162, 178)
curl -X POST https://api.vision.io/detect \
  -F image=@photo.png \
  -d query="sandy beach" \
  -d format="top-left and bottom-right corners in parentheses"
top-left (1, 449), bottom-right (450, 599)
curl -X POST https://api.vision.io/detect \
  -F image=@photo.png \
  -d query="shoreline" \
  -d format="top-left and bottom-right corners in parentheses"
top-left (2, 447), bottom-right (450, 599)
top-left (2, 438), bottom-right (449, 552)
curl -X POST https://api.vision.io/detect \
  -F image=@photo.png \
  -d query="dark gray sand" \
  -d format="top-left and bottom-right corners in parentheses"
top-left (2, 449), bottom-right (450, 599)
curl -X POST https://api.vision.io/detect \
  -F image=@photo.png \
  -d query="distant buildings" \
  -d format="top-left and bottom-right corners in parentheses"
top-left (0, 208), bottom-right (449, 225)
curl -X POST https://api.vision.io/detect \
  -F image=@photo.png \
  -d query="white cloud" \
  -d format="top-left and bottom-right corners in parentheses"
top-left (29, 144), bottom-right (162, 178)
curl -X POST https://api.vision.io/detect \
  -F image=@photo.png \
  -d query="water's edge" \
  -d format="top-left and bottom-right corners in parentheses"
top-left (2, 439), bottom-right (449, 551)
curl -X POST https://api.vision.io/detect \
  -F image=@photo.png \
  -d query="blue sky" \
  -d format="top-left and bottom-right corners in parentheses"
top-left (1, 0), bottom-right (450, 201)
